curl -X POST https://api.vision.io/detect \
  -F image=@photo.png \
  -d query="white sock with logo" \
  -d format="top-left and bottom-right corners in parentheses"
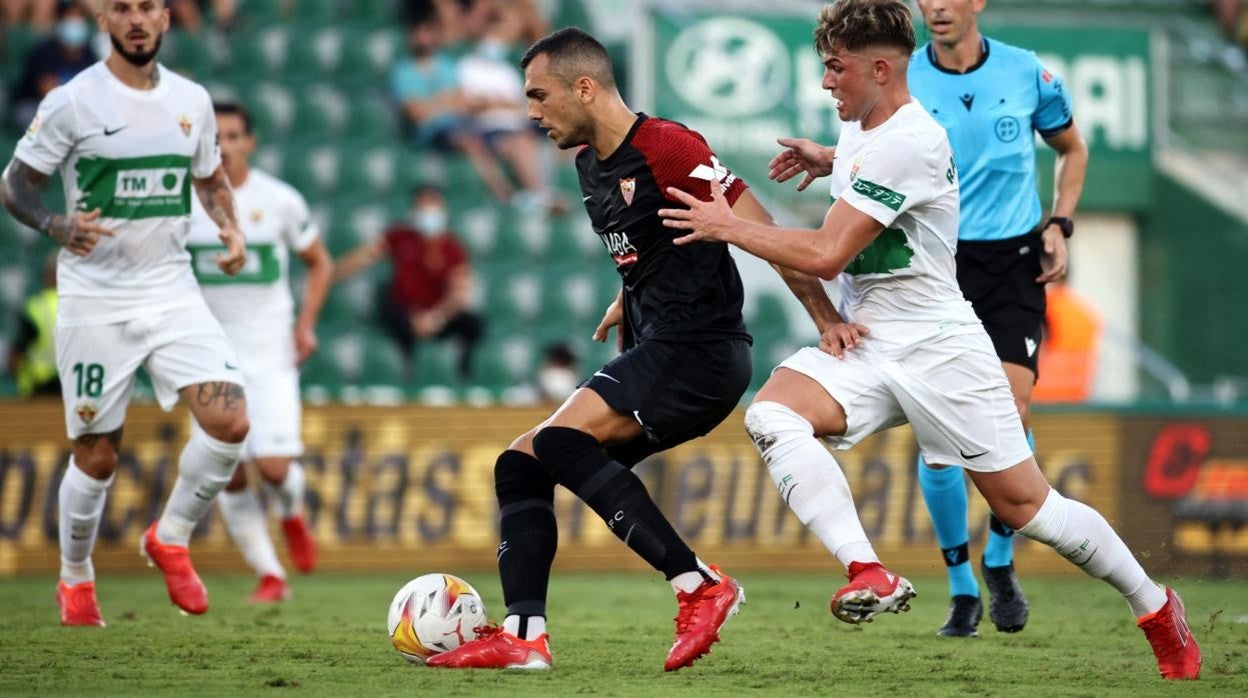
top-left (217, 488), bottom-right (285, 579)
top-left (1017, 488), bottom-right (1167, 618)
top-left (59, 457), bottom-right (114, 585)
top-left (503, 614), bottom-right (547, 640)
top-left (265, 461), bottom-right (305, 520)
top-left (669, 557), bottom-right (721, 594)
top-left (746, 402), bottom-right (880, 569)
top-left (156, 428), bottom-right (244, 547)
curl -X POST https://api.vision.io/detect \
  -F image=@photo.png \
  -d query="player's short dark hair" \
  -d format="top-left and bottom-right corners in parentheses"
top-left (814, 0), bottom-right (916, 57)
top-left (519, 27), bottom-right (616, 90)
top-left (213, 101), bottom-right (254, 135)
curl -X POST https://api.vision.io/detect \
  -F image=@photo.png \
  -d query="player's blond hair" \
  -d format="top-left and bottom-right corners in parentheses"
top-left (814, 0), bottom-right (916, 56)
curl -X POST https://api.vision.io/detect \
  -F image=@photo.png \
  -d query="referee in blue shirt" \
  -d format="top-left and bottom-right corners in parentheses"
top-left (909, 0), bottom-right (1089, 637)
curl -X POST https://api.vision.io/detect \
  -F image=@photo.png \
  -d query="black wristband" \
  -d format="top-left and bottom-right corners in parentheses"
top-left (1048, 216), bottom-right (1074, 239)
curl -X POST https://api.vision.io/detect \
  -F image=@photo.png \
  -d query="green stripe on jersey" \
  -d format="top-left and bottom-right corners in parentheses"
top-left (190, 243), bottom-right (280, 284)
top-left (851, 178), bottom-right (906, 212)
top-left (75, 154), bottom-right (192, 219)
top-left (845, 228), bottom-right (914, 276)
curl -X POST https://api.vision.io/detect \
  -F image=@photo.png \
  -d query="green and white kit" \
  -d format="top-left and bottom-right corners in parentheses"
top-left (189, 169), bottom-right (320, 459)
top-left (776, 100), bottom-right (1031, 472)
top-left (14, 62), bottom-right (240, 437)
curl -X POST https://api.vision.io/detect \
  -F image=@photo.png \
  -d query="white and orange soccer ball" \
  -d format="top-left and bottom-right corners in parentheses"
top-left (387, 573), bottom-right (488, 664)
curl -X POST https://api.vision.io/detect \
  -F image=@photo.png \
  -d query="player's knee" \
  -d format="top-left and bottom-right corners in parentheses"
top-left (257, 459), bottom-right (290, 485)
top-left (494, 449), bottom-right (554, 505)
top-left (202, 413), bottom-right (250, 444)
top-left (744, 401), bottom-right (814, 461)
top-left (531, 426), bottom-right (599, 478)
top-left (73, 447), bottom-right (119, 479)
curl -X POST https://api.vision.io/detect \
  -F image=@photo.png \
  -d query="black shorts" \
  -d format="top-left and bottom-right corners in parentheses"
top-left (956, 231), bottom-right (1046, 376)
top-left (582, 338), bottom-right (752, 466)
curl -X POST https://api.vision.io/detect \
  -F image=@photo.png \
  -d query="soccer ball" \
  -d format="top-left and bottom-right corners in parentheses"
top-left (387, 573), bottom-right (487, 664)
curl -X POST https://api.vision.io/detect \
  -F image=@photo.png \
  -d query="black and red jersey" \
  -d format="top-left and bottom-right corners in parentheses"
top-left (575, 113), bottom-right (751, 348)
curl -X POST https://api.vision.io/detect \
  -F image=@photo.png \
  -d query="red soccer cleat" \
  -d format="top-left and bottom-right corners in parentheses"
top-left (250, 575), bottom-right (291, 604)
top-left (1138, 587), bottom-right (1201, 680)
top-left (141, 522), bottom-right (208, 615)
top-left (664, 566), bottom-right (745, 672)
top-left (830, 561), bottom-right (916, 625)
top-left (281, 516), bottom-right (317, 574)
top-left (426, 626), bottom-right (552, 670)
top-left (56, 580), bottom-right (105, 627)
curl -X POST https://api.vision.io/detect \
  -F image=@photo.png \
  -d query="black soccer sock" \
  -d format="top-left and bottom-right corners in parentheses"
top-left (532, 426), bottom-right (698, 580)
top-left (494, 449), bottom-right (558, 622)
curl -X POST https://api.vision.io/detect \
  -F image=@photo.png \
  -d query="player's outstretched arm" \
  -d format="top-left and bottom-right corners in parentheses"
top-left (0, 158), bottom-right (113, 256)
top-left (660, 179), bottom-right (884, 281)
top-left (728, 189), bottom-right (868, 357)
top-left (768, 137), bottom-right (835, 192)
top-left (1036, 122), bottom-right (1088, 283)
top-left (193, 165), bottom-right (246, 275)
top-left (294, 238), bottom-right (333, 364)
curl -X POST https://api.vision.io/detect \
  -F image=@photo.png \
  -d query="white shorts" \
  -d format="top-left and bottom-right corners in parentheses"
top-left (55, 298), bottom-right (242, 439)
top-left (776, 330), bottom-right (1032, 472)
top-left (221, 324), bottom-right (303, 460)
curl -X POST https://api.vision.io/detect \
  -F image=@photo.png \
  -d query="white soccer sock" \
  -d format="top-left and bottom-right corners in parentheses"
top-left (265, 461), bottom-right (305, 520)
top-left (745, 402), bottom-right (880, 569)
top-left (58, 458), bottom-right (114, 585)
top-left (503, 614), bottom-right (547, 640)
top-left (669, 557), bottom-right (721, 594)
top-left (1017, 488), bottom-right (1168, 618)
top-left (217, 488), bottom-right (285, 579)
top-left (156, 428), bottom-right (244, 547)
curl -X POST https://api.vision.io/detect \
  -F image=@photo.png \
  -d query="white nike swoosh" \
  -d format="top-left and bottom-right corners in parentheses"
top-left (593, 371), bottom-right (620, 384)
top-left (582, 195), bottom-right (593, 202)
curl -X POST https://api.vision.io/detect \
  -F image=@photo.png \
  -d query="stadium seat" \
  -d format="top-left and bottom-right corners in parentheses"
top-left (286, 27), bottom-right (343, 80)
top-left (347, 0), bottom-right (401, 23)
top-left (291, 86), bottom-right (347, 144)
top-left (413, 342), bottom-right (459, 389)
top-left (359, 332), bottom-right (406, 387)
top-left (238, 0), bottom-right (288, 23)
top-left (339, 29), bottom-right (402, 77)
top-left (345, 97), bottom-right (398, 144)
top-left (294, 0), bottom-right (337, 24)
top-left (749, 292), bottom-right (793, 339)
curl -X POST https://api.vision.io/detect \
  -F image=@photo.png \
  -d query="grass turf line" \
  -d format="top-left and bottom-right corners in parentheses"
top-left (1, 572), bottom-right (1244, 696)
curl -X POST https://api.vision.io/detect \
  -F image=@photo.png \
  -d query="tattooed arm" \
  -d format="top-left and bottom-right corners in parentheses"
top-left (192, 165), bottom-right (246, 275)
top-left (0, 159), bottom-right (113, 255)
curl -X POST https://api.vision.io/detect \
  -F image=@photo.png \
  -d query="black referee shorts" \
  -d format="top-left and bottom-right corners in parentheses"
top-left (582, 338), bottom-right (752, 466)
top-left (955, 230), bottom-right (1046, 377)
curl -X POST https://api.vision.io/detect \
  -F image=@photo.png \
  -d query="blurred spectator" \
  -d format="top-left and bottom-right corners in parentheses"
top-left (334, 185), bottom-right (484, 382)
top-left (536, 342), bottom-right (579, 403)
top-left (1033, 281), bottom-right (1102, 404)
top-left (1, 0), bottom-right (58, 32)
top-left (407, 0), bottom-right (546, 46)
top-left (457, 7), bottom-right (563, 212)
top-left (1215, 0), bottom-right (1248, 49)
top-left (391, 10), bottom-right (518, 204)
top-left (10, 0), bottom-right (94, 129)
top-left (7, 254), bottom-right (58, 398)
top-left (168, 0), bottom-right (236, 33)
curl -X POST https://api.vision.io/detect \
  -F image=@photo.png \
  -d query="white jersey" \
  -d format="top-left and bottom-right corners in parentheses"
top-left (827, 99), bottom-right (981, 352)
top-left (188, 168), bottom-right (318, 334)
top-left (13, 62), bottom-right (220, 326)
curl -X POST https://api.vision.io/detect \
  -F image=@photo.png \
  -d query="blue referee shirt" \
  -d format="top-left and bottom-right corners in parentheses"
top-left (909, 37), bottom-right (1074, 241)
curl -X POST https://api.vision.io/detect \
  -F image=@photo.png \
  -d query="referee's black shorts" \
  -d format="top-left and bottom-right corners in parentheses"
top-left (955, 230), bottom-right (1046, 378)
top-left (581, 338), bottom-right (752, 467)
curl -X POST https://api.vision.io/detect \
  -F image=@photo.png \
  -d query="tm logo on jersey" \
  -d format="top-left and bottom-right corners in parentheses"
top-left (599, 231), bottom-right (638, 266)
top-left (688, 155), bottom-right (738, 193)
top-left (76, 154), bottom-right (192, 219)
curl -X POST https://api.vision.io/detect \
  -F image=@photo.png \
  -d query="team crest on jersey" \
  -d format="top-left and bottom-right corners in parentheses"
top-left (618, 178), bottom-right (636, 206)
top-left (75, 401), bottom-right (97, 425)
top-left (250, 209), bottom-right (263, 223)
top-left (850, 159), bottom-right (863, 182)
top-left (25, 115), bottom-right (40, 138)
top-left (178, 114), bottom-right (192, 137)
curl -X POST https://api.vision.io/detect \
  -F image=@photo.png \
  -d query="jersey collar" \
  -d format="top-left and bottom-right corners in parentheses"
top-left (926, 36), bottom-right (990, 76)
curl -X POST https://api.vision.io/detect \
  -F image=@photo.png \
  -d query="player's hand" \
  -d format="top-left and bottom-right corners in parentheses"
top-left (1036, 224), bottom-right (1068, 284)
top-left (294, 322), bottom-right (318, 365)
top-left (660, 177), bottom-right (737, 245)
top-left (592, 297), bottom-right (623, 345)
top-left (411, 310), bottom-right (445, 338)
top-left (818, 322), bottom-right (870, 359)
top-left (768, 138), bottom-right (835, 192)
top-left (216, 223), bottom-right (247, 276)
top-left (49, 208), bottom-right (114, 256)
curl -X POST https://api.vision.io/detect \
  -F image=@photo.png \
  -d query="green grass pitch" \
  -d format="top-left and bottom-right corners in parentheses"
top-left (1, 572), bottom-right (1244, 696)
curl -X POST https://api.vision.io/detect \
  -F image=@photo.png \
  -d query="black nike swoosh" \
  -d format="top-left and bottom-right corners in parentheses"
top-left (960, 449), bottom-right (989, 459)
top-left (103, 126), bottom-right (127, 136)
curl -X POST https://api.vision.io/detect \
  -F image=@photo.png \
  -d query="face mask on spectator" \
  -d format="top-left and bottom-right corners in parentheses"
top-left (477, 39), bottom-right (508, 61)
top-left (413, 207), bottom-right (448, 235)
top-left (57, 18), bottom-right (90, 49)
